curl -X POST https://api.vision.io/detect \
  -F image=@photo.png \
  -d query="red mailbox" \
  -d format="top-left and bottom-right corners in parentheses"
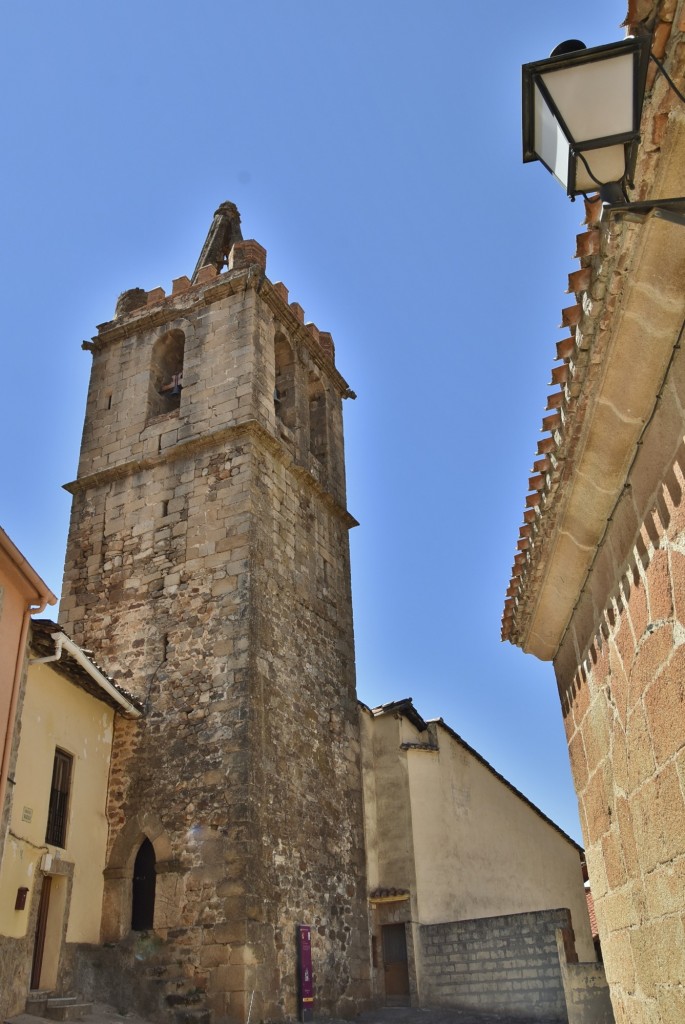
top-left (297, 924), bottom-right (314, 1021)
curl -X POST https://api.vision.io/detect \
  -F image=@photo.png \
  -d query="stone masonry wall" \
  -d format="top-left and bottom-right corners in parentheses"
top-left (554, 341), bottom-right (685, 1024)
top-left (419, 908), bottom-right (571, 1021)
top-left (59, 259), bottom-right (370, 1024)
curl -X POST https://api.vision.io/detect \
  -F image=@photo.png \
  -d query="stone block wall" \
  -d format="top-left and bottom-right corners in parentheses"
top-left (554, 344), bottom-right (685, 1022)
top-left (59, 253), bottom-right (370, 1023)
top-left (419, 908), bottom-right (571, 1020)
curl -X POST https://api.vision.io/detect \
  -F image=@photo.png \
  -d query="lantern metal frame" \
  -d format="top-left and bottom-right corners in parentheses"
top-left (522, 35), bottom-right (651, 200)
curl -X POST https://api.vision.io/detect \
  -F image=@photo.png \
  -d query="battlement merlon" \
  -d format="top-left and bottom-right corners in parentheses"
top-left (83, 204), bottom-right (355, 400)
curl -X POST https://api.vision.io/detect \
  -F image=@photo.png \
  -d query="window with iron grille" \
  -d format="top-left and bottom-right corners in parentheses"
top-left (45, 749), bottom-right (72, 848)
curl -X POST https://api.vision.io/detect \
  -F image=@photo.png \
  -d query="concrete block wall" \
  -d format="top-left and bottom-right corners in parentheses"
top-left (556, 930), bottom-right (614, 1024)
top-left (419, 908), bottom-right (571, 1021)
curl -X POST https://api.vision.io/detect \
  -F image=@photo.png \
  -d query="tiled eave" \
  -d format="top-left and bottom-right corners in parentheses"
top-left (503, 6), bottom-right (685, 659)
top-left (504, 209), bottom-right (685, 660)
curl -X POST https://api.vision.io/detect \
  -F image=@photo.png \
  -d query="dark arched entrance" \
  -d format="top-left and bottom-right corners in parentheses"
top-left (131, 838), bottom-right (156, 931)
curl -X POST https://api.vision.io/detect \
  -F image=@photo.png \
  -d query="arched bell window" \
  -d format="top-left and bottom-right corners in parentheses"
top-left (308, 373), bottom-right (327, 465)
top-left (148, 329), bottom-right (185, 419)
top-left (274, 334), bottom-right (296, 430)
top-left (131, 838), bottom-right (156, 931)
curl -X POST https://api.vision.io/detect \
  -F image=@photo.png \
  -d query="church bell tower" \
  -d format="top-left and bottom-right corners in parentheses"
top-left (60, 203), bottom-right (370, 1022)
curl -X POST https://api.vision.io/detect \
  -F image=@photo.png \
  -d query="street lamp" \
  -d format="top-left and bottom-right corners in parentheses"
top-left (522, 36), bottom-right (650, 203)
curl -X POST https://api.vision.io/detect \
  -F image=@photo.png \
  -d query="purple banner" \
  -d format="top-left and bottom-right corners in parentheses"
top-left (298, 924), bottom-right (314, 1021)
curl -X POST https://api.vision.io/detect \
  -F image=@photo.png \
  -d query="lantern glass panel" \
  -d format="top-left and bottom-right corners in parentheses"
top-left (534, 82), bottom-right (570, 188)
top-left (573, 144), bottom-right (627, 192)
top-left (539, 51), bottom-right (635, 143)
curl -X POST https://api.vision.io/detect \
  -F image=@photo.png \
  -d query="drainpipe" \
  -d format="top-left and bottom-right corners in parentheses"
top-left (30, 632), bottom-right (141, 719)
top-left (29, 634), bottom-right (65, 665)
top-left (0, 594), bottom-right (54, 840)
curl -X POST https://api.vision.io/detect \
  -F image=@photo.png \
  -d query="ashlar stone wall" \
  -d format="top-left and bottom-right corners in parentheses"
top-left (59, 244), bottom-right (370, 1024)
top-left (554, 341), bottom-right (685, 1024)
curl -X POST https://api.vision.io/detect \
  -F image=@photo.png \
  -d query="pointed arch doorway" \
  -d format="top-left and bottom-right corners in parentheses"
top-left (131, 838), bottom-right (156, 931)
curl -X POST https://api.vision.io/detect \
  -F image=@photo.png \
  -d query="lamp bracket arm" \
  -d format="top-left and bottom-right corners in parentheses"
top-left (650, 52), bottom-right (685, 106)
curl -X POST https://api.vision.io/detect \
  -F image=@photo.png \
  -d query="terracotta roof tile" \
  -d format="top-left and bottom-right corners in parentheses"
top-left (369, 888), bottom-right (410, 901)
top-left (586, 888), bottom-right (598, 938)
top-left (556, 336), bottom-right (576, 360)
top-left (567, 267), bottom-right (592, 294)
top-left (575, 229), bottom-right (601, 259)
top-left (536, 438), bottom-right (556, 457)
top-left (30, 619), bottom-right (144, 714)
top-left (541, 411), bottom-right (562, 432)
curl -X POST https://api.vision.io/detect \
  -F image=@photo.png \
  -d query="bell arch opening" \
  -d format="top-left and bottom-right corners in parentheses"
top-left (148, 329), bottom-right (185, 419)
top-left (274, 333), bottom-right (296, 430)
top-left (308, 372), bottom-right (328, 465)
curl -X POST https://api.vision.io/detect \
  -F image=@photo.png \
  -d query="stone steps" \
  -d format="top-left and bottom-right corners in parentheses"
top-left (22, 996), bottom-right (92, 1022)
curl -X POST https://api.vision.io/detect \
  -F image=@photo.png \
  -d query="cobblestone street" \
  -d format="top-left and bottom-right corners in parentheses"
top-left (339, 1004), bottom-right (562, 1024)
top-left (7, 1002), bottom-right (564, 1024)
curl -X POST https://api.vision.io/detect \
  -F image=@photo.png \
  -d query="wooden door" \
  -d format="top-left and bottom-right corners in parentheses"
top-left (30, 876), bottom-right (52, 990)
top-left (382, 923), bottom-right (410, 1003)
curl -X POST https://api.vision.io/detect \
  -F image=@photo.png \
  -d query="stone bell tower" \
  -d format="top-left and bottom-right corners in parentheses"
top-left (59, 203), bottom-right (371, 1023)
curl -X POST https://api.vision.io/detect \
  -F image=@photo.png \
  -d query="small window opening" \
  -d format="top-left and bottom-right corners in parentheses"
top-left (162, 633), bottom-right (169, 661)
top-left (148, 329), bottom-right (185, 420)
top-left (161, 500), bottom-right (169, 518)
top-left (274, 334), bottom-right (296, 430)
top-left (131, 838), bottom-right (156, 931)
top-left (107, 394), bottom-right (112, 410)
top-left (45, 749), bottom-right (72, 848)
top-left (308, 373), bottom-right (327, 464)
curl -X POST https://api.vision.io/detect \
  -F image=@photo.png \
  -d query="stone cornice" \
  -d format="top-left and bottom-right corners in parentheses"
top-left (257, 278), bottom-right (353, 398)
top-left (90, 267), bottom-right (258, 344)
top-left (64, 418), bottom-right (358, 530)
top-left (87, 266), bottom-right (353, 398)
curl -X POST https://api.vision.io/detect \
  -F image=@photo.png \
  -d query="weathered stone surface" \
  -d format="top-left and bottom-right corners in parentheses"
top-left (60, 215), bottom-right (370, 1024)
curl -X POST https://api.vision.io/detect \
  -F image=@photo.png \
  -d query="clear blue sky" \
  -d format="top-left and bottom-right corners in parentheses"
top-left (2, 1), bottom-right (626, 843)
